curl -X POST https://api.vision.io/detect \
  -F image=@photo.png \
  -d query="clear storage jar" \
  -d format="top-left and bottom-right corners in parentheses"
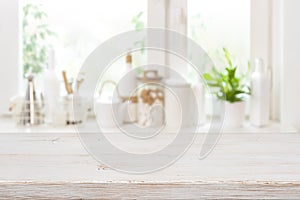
top-left (136, 70), bottom-right (164, 127)
top-left (53, 95), bottom-right (88, 126)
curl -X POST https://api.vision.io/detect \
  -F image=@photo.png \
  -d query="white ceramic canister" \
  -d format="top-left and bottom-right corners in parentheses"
top-left (164, 78), bottom-right (195, 128)
top-left (192, 76), bottom-right (206, 126)
top-left (95, 80), bottom-right (127, 128)
top-left (94, 97), bottom-right (127, 128)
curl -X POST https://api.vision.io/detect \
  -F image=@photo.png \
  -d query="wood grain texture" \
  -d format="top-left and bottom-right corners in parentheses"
top-left (1, 182), bottom-right (300, 199)
top-left (0, 118), bottom-right (299, 199)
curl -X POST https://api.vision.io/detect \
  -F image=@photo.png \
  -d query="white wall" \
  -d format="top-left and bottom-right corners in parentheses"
top-left (0, 0), bottom-right (20, 114)
top-left (280, 0), bottom-right (300, 130)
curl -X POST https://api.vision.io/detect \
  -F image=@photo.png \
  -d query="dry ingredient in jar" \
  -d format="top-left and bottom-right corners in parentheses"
top-left (137, 70), bottom-right (164, 127)
top-left (140, 88), bottom-right (164, 106)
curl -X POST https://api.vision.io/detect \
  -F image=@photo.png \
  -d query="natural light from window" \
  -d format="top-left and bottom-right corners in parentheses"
top-left (188, 0), bottom-right (250, 71)
top-left (22, 0), bottom-right (147, 88)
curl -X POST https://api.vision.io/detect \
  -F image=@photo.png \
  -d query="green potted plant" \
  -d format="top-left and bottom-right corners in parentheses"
top-left (203, 48), bottom-right (251, 127)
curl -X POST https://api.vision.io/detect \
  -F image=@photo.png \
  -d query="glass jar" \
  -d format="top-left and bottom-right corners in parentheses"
top-left (136, 70), bottom-right (164, 127)
top-left (53, 95), bottom-right (88, 126)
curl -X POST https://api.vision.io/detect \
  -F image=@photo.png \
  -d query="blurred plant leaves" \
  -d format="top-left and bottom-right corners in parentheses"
top-left (203, 48), bottom-right (251, 103)
top-left (23, 3), bottom-right (56, 75)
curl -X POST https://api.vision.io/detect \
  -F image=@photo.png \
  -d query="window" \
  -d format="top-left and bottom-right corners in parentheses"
top-left (1, 0), bottom-right (275, 120)
top-left (21, 0), bottom-right (250, 83)
top-left (188, 0), bottom-right (250, 71)
top-left (22, 0), bottom-right (147, 92)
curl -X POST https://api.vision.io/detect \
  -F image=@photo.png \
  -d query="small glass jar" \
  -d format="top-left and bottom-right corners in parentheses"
top-left (136, 70), bottom-right (164, 127)
top-left (53, 95), bottom-right (88, 126)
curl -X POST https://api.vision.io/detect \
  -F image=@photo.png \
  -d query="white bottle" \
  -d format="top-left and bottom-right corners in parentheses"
top-left (118, 53), bottom-right (137, 123)
top-left (118, 53), bottom-right (137, 97)
top-left (192, 76), bottom-right (206, 126)
top-left (250, 58), bottom-right (270, 127)
top-left (44, 49), bottom-right (61, 124)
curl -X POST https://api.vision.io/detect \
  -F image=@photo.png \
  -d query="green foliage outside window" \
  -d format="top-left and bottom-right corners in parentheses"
top-left (23, 4), bottom-right (55, 75)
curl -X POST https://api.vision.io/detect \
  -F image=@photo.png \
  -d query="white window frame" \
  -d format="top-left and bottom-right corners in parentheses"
top-left (251, 0), bottom-right (279, 121)
top-left (148, 0), bottom-right (279, 121)
top-left (0, 0), bottom-right (278, 121)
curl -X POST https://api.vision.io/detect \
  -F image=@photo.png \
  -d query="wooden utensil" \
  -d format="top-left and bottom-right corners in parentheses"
top-left (62, 71), bottom-right (73, 94)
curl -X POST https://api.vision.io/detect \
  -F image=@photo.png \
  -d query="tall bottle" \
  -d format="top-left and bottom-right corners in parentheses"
top-left (250, 58), bottom-right (270, 127)
top-left (118, 53), bottom-right (137, 123)
top-left (118, 53), bottom-right (136, 97)
top-left (44, 49), bottom-right (60, 124)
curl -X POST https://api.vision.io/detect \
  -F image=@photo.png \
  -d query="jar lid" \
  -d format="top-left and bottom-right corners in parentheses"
top-left (165, 78), bottom-right (190, 88)
top-left (137, 70), bottom-right (162, 83)
top-left (126, 53), bottom-right (132, 63)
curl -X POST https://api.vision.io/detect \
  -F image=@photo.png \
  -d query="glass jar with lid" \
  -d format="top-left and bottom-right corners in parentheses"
top-left (136, 70), bottom-right (164, 127)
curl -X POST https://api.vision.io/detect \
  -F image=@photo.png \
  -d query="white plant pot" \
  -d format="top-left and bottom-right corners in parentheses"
top-left (224, 101), bottom-right (246, 128)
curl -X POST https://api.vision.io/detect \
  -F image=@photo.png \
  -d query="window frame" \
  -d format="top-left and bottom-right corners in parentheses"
top-left (0, 0), bottom-right (277, 120)
top-left (148, 0), bottom-right (278, 120)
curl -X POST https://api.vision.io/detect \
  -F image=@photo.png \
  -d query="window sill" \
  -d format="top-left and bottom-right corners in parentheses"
top-left (0, 116), bottom-right (297, 134)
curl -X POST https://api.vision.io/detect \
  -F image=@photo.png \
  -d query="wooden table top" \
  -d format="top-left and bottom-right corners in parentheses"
top-left (0, 117), bottom-right (299, 199)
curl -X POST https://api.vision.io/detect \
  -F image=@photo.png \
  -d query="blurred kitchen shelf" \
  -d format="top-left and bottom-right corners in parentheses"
top-left (0, 116), bottom-right (297, 134)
